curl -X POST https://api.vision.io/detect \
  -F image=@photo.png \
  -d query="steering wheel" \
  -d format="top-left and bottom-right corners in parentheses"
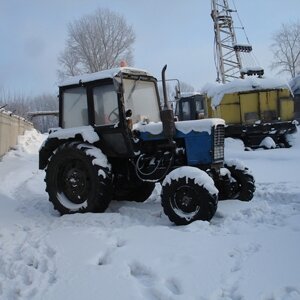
top-left (108, 108), bottom-right (119, 123)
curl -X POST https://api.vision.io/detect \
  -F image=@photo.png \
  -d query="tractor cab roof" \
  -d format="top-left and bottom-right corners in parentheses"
top-left (59, 67), bottom-right (156, 88)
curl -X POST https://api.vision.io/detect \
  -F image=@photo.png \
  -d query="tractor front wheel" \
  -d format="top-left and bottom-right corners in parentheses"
top-left (161, 167), bottom-right (218, 225)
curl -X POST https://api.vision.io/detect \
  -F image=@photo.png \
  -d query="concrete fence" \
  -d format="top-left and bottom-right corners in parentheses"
top-left (0, 110), bottom-right (34, 157)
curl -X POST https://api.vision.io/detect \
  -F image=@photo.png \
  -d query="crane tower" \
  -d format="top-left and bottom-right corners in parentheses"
top-left (211, 0), bottom-right (264, 83)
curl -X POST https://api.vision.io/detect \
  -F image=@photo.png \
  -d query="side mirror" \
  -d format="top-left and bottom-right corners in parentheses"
top-left (125, 109), bottom-right (132, 118)
top-left (125, 109), bottom-right (133, 130)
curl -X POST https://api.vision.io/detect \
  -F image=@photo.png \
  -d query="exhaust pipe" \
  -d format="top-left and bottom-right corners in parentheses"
top-left (162, 65), bottom-right (169, 110)
top-left (160, 65), bottom-right (175, 140)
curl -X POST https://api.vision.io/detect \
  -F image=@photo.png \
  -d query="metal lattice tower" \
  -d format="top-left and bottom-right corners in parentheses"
top-left (211, 0), bottom-right (263, 83)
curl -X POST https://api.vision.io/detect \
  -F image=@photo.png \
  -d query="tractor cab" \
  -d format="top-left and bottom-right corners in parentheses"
top-left (175, 92), bottom-right (206, 121)
top-left (58, 67), bottom-right (161, 158)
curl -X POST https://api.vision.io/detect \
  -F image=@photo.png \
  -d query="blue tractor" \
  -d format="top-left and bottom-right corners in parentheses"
top-left (39, 65), bottom-right (255, 225)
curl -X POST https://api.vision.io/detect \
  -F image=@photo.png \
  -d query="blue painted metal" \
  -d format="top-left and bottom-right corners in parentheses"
top-left (139, 129), bottom-right (212, 166)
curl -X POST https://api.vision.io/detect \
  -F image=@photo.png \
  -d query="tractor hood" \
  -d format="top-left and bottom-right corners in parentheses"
top-left (134, 118), bottom-right (225, 135)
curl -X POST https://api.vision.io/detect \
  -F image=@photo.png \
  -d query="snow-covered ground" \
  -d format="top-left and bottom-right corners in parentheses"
top-left (0, 129), bottom-right (300, 300)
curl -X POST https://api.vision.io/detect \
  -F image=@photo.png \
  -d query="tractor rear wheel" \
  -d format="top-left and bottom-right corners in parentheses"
top-left (161, 167), bottom-right (218, 225)
top-left (45, 142), bottom-right (112, 215)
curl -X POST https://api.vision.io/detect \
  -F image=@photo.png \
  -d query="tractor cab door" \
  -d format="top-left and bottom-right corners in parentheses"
top-left (91, 82), bottom-right (134, 158)
top-left (60, 83), bottom-right (134, 158)
top-left (177, 97), bottom-right (196, 120)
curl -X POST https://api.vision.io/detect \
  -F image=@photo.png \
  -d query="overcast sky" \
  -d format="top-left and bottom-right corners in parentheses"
top-left (0, 0), bottom-right (299, 96)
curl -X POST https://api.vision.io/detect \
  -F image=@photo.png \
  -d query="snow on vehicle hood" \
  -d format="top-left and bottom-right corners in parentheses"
top-left (134, 119), bottom-right (225, 135)
top-left (202, 77), bottom-right (291, 108)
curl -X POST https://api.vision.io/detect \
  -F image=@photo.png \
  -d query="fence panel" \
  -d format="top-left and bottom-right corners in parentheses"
top-left (0, 111), bottom-right (33, 157)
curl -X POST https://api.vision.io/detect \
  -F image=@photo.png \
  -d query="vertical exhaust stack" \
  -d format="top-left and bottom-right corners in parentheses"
top-left (160, 65), bottom-right (176, 141)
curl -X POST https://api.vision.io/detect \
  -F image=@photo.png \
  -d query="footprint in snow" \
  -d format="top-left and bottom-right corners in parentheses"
top-left (283, 286), bottom-right (300, 300)
top-left (264, 286), bottom-right (300, 300)
top-left (97, 250), bottom-right (112, 266)
top-left (129, 261), bottom-right (183, 298)
top-left (0, 229), bottom-right (57, 299)
top-left (96, 236), bottom-right (127, 266)
top-left (229, 243), bottom-right (261, 273)
top-left (129, 261), bottom-right (156, 288)
top-left (165, 277), bottom-right (182, 295)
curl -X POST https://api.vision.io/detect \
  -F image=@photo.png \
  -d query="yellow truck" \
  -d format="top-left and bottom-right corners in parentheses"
top-left (176, 77), bottom-right (297, 148)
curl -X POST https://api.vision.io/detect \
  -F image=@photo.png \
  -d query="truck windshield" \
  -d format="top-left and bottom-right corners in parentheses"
top-left (123, 79), bottom-right (161, 123)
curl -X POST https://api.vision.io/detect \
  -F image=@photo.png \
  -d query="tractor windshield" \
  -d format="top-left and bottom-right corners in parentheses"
top-left (123, 79), bottom-right (161, 123)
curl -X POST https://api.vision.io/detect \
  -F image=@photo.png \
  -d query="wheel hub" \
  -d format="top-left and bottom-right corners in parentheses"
top-left (59, 160), bottom-right (90, 204)
top-left (65, 168), bottom-right (86, 190)
top-left (181, 195), bottom-right (192, 207)
top-left (172, 185), bottom-right (200, 214)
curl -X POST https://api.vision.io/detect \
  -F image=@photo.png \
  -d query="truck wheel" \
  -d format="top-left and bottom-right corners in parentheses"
top-left (45, 142), bottom-right (112, 215)
top-left (224, 161), bottom-right (255, 202)
top-left (161, 167), bottom-right (218, 225)
top-left (114, 181), bottom-right (155, 202)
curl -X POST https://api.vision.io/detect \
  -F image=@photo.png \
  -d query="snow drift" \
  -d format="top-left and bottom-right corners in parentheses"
top-left (0, 128), bottom-right (300, 300)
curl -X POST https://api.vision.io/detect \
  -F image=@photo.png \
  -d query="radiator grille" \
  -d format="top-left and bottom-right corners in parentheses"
top-left (213, 125), bottom-right (225, 161)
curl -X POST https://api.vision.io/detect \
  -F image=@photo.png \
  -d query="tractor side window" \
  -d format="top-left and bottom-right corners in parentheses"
top-left (182, 101), bottom-right (191, 120)
top-left (93, 85), bottom-right (119, 125)
top-left (195, 95), bottom-right (206, 119)
top-left (196, 99), bottom-right (204, 111)
top-left (62, 87), bottom-right (88, 128)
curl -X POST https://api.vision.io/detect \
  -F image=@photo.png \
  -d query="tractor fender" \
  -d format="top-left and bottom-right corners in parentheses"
top-left (39, 126), bottom-right (100, 170)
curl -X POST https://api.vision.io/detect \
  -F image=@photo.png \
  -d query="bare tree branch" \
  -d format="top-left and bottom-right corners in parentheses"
top-left (58, 8), bottom-right (135, 79)
top-left (0, 91), bottom-right (58, 132)
top-left (270, 21), bottom-right (300, 78)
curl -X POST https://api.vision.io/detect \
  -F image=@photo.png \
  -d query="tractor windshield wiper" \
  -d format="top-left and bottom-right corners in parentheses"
top-left (127, 78), bottom-right (140, 101)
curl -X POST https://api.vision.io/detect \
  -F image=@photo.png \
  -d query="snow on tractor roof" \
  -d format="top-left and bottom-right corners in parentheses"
top-left (59, 67), bottom-right (154, 87)
top-left (202, 77), bottom-right (291, 108)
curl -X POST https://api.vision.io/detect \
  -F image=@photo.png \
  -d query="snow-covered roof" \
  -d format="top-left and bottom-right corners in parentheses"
top-left (202, 77), bottom-right (291, 108)
top-left (59, 67), bottom-right (154, 87)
